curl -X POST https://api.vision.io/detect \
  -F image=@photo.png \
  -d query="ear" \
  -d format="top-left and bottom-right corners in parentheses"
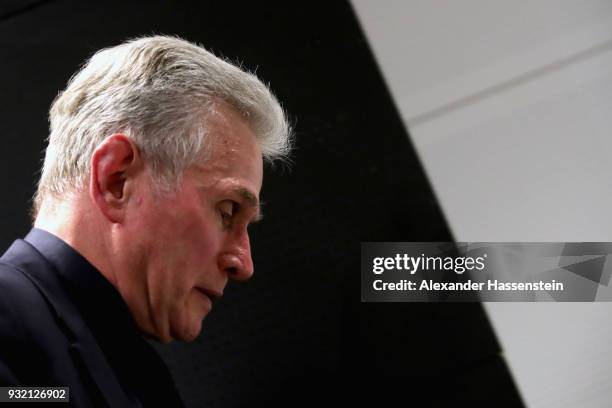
top-left (90, 134), bottom-right (142, 223)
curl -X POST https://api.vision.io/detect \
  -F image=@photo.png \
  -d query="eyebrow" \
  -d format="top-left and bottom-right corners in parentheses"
top-left (234, 187), bottom-right (263, 222)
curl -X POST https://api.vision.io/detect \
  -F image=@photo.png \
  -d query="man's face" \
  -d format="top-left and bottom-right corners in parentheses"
top-left (120, 103), bottom-right (263, 342)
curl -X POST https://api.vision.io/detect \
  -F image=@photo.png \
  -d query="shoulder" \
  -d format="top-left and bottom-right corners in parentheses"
top-left (0, 239), bottom-right (69, 336)
top-left (0, 257), bottom-right (70, 342)
top-left (0, 261), bottom-right (51, 334)
top-left (0, 261), bottom-right (67, 383)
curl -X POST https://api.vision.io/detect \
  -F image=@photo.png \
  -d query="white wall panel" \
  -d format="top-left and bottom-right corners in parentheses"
top-left (351, 1), bottom-right (612, 407)
top-left (410, 45), bottom-right (612, 241)
top-left (410, 44), bottom-right (612, 408)
top-left (352, 0), bottom-right (612, 124)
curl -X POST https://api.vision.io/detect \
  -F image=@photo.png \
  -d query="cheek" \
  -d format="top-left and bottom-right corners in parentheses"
top-left (137, 201), bottom-right (223, 296)
top-left (157, 214), bottom-right (223, 293)
top-left (180, 214), bottom-right (223, 263)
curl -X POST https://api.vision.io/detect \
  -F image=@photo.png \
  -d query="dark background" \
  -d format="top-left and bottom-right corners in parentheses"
top-left (0, 1), bottom-right (523, 407)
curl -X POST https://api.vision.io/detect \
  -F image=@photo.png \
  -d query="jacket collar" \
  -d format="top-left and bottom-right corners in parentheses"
top-left (1, 230), bottom-right (141, 407)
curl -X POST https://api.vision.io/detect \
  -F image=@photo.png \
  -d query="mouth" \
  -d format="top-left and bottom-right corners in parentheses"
top-left (195, 287), bottom-right (223, 303)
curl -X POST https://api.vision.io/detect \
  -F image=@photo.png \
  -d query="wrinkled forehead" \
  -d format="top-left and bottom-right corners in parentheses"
top-left (206, 102), bottom-right (262, 154)
top-left (190, 106), bottom-right (264, 194)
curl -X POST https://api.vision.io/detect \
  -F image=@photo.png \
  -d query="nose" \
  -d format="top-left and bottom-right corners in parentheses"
top-left (218, 230), bottom-right (254, 281)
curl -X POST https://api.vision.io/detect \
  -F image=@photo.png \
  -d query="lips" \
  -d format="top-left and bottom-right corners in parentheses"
top-left (196, 287), bottom-right (223, 303)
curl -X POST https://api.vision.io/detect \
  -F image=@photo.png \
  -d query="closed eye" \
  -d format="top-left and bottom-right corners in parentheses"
top-left (218, 197), bottom-right (260, 228)
top-left (219, 201), bottom-right (236, 227)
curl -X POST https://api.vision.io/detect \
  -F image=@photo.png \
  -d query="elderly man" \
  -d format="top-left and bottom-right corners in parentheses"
top-left (0, 36), bottom-right (291, 406)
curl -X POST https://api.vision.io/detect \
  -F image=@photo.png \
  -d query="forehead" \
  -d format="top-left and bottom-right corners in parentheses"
top-left (190, 102), bottom-right (263, 194)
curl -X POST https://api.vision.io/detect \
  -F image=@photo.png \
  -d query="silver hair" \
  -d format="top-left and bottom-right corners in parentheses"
top-left (33, 35), bottom-right (292, 216)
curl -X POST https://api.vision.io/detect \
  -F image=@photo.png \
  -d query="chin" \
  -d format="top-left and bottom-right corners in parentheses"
top-left (171, 319), bottom-right (203, 342)
top-left (168, 297), bottom-right (209, 342)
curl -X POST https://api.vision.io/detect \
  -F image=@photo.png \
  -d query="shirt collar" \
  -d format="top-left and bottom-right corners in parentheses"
top-left (24, 227), bottom-right (137, 336)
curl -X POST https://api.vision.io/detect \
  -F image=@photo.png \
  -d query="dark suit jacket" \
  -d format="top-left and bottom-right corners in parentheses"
top-left (0, 229), bottom-right (185, 407)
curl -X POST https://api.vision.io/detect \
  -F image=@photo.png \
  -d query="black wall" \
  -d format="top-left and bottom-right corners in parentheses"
top-left (0, 2), bottom-right (523, 407)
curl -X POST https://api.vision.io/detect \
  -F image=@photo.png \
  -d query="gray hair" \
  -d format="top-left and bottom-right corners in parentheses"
top-left (33, 35), bottom-right (292, 216)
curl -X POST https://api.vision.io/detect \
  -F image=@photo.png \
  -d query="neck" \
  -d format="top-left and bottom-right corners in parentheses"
top-left (34, 195), bottom-right (161, 341)
top-left (34, 195), bottom-right (118, 287)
